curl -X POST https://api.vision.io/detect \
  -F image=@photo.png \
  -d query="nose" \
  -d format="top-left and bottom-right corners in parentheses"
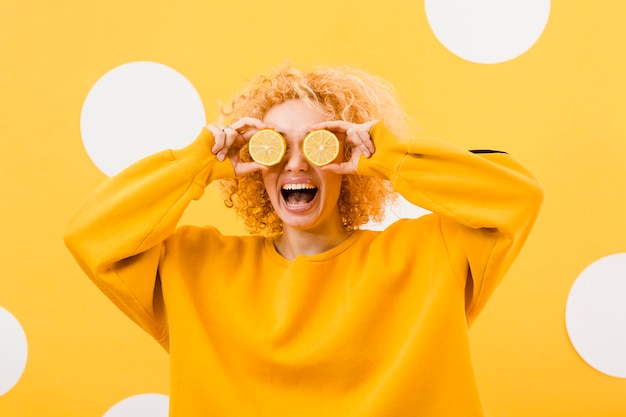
top-left (283, 146), bottom-right (309, 173)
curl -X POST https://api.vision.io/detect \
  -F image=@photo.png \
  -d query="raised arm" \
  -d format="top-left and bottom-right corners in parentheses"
top-left (365, 122), bottom-right (543, 323)
top-left (64, 128), bottom-right (235, 347)
top-left (360, 122), bottom-right (543, 235)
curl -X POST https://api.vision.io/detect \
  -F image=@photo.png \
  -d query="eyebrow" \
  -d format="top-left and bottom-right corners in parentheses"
top-left (276, 130), bottom-right (315, 139)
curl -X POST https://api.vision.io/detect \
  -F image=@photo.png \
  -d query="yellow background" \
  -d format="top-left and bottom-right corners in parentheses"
top-left (2, 0), bottom-right (625, 415)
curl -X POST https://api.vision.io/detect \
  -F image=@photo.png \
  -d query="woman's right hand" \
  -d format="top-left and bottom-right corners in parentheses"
top-left (205, 117), bottom-right (270, 177)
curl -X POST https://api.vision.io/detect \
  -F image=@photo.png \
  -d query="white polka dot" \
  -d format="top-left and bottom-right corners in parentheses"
top-left (565, 253), bottom-right (626, 378)
top-left (103, 393), bottom-right (169, 417)
top-left (0, 306), bottom-right (28, 396)
top-left (80, 61), bottom-right (206, 177)
top-left (363, 196), bottom-right (430, 231)
top-left (425, 0), bottom-right (551, 64)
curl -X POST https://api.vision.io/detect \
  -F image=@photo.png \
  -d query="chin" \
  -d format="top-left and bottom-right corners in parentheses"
top-left (277, 205), bottom-right (322, 231)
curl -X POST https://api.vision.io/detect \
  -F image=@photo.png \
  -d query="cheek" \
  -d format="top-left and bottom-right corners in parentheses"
top-left (262, 171), bottom-right (280, 199)
top-left (322, 174), bottom-right (344, 199)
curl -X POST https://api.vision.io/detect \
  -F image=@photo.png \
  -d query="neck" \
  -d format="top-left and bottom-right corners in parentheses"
top-left (274, 224), bottom-right (351, 260)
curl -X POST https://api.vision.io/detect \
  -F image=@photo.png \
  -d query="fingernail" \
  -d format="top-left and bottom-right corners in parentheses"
top-left (217, 153), bottom-right (225, 161)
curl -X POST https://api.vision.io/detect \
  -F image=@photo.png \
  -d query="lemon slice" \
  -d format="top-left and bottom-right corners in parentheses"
top-left (303, 130), bottom-right (340, 166)
top-left (248, 129), bottom-right (286, 166)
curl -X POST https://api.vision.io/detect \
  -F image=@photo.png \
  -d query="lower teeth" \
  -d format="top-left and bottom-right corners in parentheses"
top-left (286, 200), bottom-right (309, 207)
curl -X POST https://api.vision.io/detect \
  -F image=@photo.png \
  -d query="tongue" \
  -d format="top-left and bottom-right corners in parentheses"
top-left (286, 190), bottom-right (315, 205)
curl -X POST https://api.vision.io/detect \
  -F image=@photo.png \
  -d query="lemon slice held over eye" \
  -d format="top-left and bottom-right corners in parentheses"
top-left (303, 129), bottom-right (340, 166)
top-left (248, 129), bottom-right (286, 166)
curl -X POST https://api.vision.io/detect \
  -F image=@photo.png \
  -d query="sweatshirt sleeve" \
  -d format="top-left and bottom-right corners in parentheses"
top-left (64, 128), bottom-right (235, 348)
top-left (359, 122), bottom-right (544, 324)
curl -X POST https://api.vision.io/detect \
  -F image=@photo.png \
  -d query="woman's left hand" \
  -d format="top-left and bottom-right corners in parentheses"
top-left (310, 120), bottom-right (378, 174)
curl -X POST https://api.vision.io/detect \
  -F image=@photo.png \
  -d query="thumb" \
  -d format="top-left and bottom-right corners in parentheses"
top-left (234, 161), bottom-right (267, 177)
top-left (322, 160), bottom-right (357, 174)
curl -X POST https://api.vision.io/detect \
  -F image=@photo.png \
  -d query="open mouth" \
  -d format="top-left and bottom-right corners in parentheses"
top-left (281, 183), bottom-right (319, 208)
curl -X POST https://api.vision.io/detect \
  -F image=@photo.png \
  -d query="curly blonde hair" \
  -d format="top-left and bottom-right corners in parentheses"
top-left (218, 62), bottom-right (412, 237)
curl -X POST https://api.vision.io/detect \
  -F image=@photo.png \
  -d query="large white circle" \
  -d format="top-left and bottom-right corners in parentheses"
top-left (103, 393), bottom-right (169, 417)
top-left (0, 306), bottom-right (28, 396)
top-left (363, 196), bottom-right (430, 231)
top-left (565, 253), bottom-right (626, 378)
top-left (425, 0), bottom-right (551, 64)
top-left (80, 61), bottom-right (206, 177)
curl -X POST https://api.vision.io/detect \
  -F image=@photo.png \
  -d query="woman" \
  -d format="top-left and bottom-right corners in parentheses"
top-left (65, 63), bottom-right (543, 416)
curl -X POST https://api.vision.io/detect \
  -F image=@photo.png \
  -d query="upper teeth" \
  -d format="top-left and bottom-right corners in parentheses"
top-left (282, 183), bottom-right (317, 191)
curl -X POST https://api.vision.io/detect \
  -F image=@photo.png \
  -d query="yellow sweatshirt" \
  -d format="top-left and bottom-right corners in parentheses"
top-left (65, 122), bottom-right (543, 416)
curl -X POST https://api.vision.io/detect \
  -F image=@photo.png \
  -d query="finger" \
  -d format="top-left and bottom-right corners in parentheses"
top-left (322, 155), bottom-right (359, 174)
top-left (206, 125), bottom-right (228, 156)
top-left (229, 117), bottom-right (270, 136)
top-left (310, 120), bottom-right (353, 133)
top-left (355, 129), bottom-right (375, 157)
top-left (207, 125), bottom-right (237, 161)
top-left (218, 126), bottom-right (242, 161)
top-left (233, 161), bottom-right (268, 177)
top-left (322, 161), bottom-right (354, 174)
top-left (343, 127), bottom-right (368, 158)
